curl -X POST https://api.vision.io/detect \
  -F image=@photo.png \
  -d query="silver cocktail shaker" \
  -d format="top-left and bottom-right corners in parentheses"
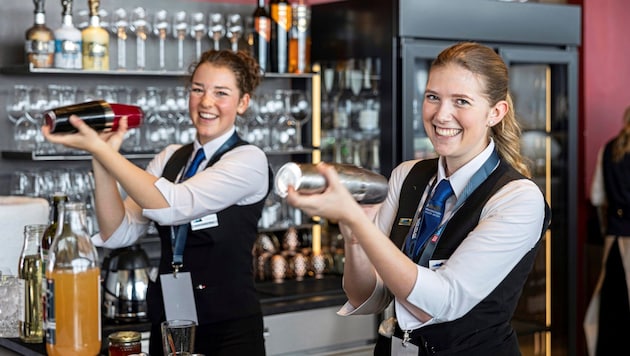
top-left (274, 162), bottom-right (388, 204)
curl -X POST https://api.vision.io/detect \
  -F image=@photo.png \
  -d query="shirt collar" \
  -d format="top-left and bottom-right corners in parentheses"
top-left (436, 138), bottom-right (496, 200)
top-left (193, 126), bottom-right (237, 161)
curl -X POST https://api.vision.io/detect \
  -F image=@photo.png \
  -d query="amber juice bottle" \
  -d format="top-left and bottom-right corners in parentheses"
top-left (25, 0), bottom-right (55, 68)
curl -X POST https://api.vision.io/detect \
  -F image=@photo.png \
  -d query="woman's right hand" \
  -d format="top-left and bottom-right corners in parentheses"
top-left (285, 162), bottom-right (364, 224)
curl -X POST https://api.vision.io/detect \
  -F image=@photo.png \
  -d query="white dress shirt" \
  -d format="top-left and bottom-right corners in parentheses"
top-left (339, 140), bottom-right (546, 332)
top-left (92, 127), bottom-right (270, 248)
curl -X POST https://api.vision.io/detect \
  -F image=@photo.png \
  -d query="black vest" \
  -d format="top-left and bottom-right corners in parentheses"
top-left (147, 141), bottom-right (271, 325)
top-left (602, 140), bottom-right (630, 235)
top-left (390, 158), bottom-right (551, 354)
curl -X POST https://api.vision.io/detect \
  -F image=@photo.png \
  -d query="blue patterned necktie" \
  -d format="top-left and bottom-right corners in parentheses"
top-left (182, 148), bottom-right (206, 181)
top-left (406, 179), bottom-right (454, 261)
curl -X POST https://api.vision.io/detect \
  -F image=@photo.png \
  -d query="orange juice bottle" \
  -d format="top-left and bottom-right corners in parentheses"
top-left (45, 202), bottom-right (101, 356)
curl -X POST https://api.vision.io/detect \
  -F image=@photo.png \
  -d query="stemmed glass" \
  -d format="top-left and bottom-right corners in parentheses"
top-left (226, 13), bottom-right (243, 52)
top-left (190, 12), bottom-right (207, 60)
top-left (130, 7), bottom-right (151, 70)
top-left (111, 8), bottom-right (129, 70)
top-left (288, 90), bottom-right (311, 149)
top-left (153, 9), bottom-right (170, 71)
top-left (6, 84), bottom-right (30, 124)
top-left (172, 11), bottom-right (188, 70)
top-left (208, 13), bottom-right (226, 51)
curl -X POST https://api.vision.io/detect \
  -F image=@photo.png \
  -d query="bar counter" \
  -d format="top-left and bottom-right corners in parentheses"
top-left (0, 276), bottom-right (346, 356)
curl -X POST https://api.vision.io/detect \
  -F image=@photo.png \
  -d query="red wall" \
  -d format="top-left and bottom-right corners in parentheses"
top-left (582, 0), bottom-right (630, 198)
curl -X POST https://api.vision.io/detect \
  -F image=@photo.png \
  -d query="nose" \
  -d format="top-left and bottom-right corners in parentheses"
top-left (199, 91), bottom-right (215, 107)
top-left (434, 102), bottom-right (453, 122)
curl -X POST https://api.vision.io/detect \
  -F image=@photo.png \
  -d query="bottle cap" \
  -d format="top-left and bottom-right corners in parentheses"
top-left (108, 330), bottom-right (141, 343)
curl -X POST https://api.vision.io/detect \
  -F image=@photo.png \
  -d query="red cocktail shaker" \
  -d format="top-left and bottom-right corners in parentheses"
top-left (44, 100), bottom-right (144, 133)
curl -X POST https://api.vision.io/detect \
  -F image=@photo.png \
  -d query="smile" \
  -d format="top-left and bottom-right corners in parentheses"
top-left (435, 127), bottom-right (461, 137)
top-left (199, 112), bottom-right (217, 120)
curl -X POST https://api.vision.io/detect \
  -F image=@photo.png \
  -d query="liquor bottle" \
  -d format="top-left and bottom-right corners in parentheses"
top-left (270, 0), bottom-right (291, 73)
top-left (41, 193), bottom-right (68, 270)
top-left (25, 0), bottom-right (55, 68)
top-left (54, 0), bottom-right (82, 69)
top-left (358, 58), bottom-right (380, 137)
top-left (82, 0), bottom-right (109, 70)
top-left (45, 202), bottom-right (101, 356)
top-left (252, 0), bottom-right (271, 72)
top-left (288, 1), bottom-right (310, 74)
top-left (44, 100), bottom-right (144, 133)
top-left (18, 224), bottom-right (47, 343)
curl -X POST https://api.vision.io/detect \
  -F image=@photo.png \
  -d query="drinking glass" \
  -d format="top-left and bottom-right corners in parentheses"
top-left (287, 89), bottom-right (311, 149)
top-left (153, 9), bottom-right (170, 71)
top-left (208, 13), bottom-right (226, 51)
top-left (0, 274), bottom-right (20, 338)
top-left (111, 8), bottom-right (129, 70)
top-left (161, 320), bottom-right (196, 356)
top-left (190, 12), bottom-right (207, 60)
top-left (130, 7), bottom-right (151, 70)
top-left (172, 11), bottom-right (188, 70)
top-left (226, 13), bottom-right (243, 52)
top-left (6, 84), bottom-right (30, 124)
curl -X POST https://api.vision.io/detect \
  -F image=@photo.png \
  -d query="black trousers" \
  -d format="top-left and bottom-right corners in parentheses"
top-left (149, 313), bottom-right (266, 356)
top-left (596, 237), bottom-right (630, 356)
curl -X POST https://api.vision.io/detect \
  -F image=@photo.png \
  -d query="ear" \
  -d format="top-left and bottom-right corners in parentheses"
top-left (237, 93), bottom-right (251, 115)
top-left (487, 100), bottom-right (508, 127)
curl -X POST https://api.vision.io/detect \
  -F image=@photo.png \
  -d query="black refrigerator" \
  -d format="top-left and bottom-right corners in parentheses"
top-left (311, 0), bottom-right (581, 355)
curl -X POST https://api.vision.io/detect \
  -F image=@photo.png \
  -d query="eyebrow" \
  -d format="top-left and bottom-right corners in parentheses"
top-left (191, 82), bottom-right (233, 92)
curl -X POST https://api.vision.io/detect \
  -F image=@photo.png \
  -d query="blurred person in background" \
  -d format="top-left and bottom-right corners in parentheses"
top-left (584, 105), bottom-right (630, 356)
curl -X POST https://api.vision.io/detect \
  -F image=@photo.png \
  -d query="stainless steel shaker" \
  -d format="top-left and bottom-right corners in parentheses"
top-left (274, 162), bottom-right (388, 204)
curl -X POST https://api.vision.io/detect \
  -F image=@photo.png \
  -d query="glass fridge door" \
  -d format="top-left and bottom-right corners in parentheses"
top-left (400, 39), bottom-right (454, 161)
top-left (500, 46), bottom-right (578, 356)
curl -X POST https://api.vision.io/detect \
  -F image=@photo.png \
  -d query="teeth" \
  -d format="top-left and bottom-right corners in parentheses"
top-left (436, 127), bottom-right (460, 137)
top-left (199, 112), bottom-right (214, 119)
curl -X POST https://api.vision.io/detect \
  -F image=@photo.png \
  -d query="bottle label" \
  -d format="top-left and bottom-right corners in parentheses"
top-left (83, 40), bottom-right (109, 70)
top-left (25, 40), bottom-right (54, 68)
top-left (45, 278), bottom-right (56, 345)
top-left (55, 39), bottom-right (82, 69)
top-left (255, 17), bottom-right (271, 41)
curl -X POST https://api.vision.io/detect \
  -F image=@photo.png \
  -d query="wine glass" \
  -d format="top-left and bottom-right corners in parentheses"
top-left (226, 13), bottom-right (243, 52)
top-left (130, 7), bottom-right (151, 70)
top-left (6, 84), bottom-right (30, 124)
top-left (190, 12), bottom-right (207, 60)
top-left (153, 9), bottom-right (170, 71)
top-left (111, 8), bottom-right (129, 70)
top-left (288, 89), bottom-right (311, 149)
top-left (208, 13), bottom-right (225, 51)
top-left (172, 11), bottom-right (188, 70)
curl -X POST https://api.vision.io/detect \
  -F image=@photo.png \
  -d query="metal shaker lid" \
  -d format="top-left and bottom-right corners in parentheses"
top-left (274, 162), bottom-right (303, 198)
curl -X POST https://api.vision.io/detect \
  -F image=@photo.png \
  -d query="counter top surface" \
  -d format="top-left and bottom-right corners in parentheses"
top-left (0, 275), bottom-right (346, 356)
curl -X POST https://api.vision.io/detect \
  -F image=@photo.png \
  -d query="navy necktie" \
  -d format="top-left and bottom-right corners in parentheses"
top-left (407, 179), bottom-right (454, 260)
top-left (182, 148), bottom-right (206, 181)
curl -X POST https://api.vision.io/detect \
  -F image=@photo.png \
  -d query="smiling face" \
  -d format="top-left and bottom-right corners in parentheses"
top-left (423, 63), bottom-right (507, 175)
top-left (188, 62), bottom-right (250, 145)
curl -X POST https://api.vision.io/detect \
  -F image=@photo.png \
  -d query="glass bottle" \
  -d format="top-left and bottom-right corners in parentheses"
top-left (54, 0), bottom-right (82, 70)
top-left (45, 202), bottom-right (101, 356)
top-left (82, 0), bottom-right (109, 70)
top-left (41, 193), bottom-right (68, 272)
top-left (18, 224), bottom-right (47, 343)
top-left (288, 1), bottom-right (310, 74)
top-left (25, 0), bottom-right (55, 68)
top-left (253, 0), bottom-right (271, 73)
top-left (270, 0), bottom-right (291, 73)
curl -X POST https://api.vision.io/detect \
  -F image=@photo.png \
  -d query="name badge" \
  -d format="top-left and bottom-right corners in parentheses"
top-left (391, 335), bottom-right (419, 356)
top-left (398, 218), bottom-right (413, 226)
top-left (160, 272), bottom-right (198, 324)
top-left (190, 213), bottom-right (218, 231)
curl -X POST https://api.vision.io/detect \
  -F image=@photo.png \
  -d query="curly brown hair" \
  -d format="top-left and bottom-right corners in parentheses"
top-left (431, 42), bottom-right (531, 178)
top-left (188, 49), bottom-right (263, 97)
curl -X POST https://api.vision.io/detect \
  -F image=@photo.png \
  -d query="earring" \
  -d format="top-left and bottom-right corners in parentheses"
top-left (488, 120), bottom-right (494, 127)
